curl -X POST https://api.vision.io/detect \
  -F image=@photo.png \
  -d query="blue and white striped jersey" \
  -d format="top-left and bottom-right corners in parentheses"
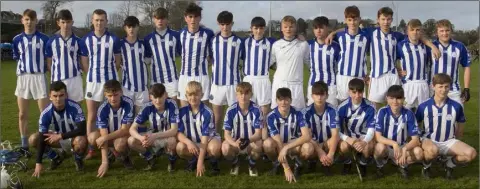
top-left (96, 96), bottom-right (134, 133)
top-left (334, 27), bottom-right (370, 78)
top-left (430, 39), bottom-right (471, 91)
top-left (375, 106), bottom-right (418, 145)
top-left (266, 106), bottom-right (307, 143)
top-left (302, 103), bottom-right (339, 143)
top-left (178, 103), bottom-right (217, 143)
top-left (120, 38), bottom-right (148, 92)
top-left (416, 97), bottom-right (465, 142)
top-left (397, 39), bottom-right (431, 83)
top-left (83, 31), bottom-right (121, 83)
top-left (144, 29), bottom-right (181, 83)
top-left (12, 31), bottom-right (49, 75)
top-left (243, 36), bottom-right (276, 76)
top-left (211, 34), bottom-right (243, 85)
top-left (180, 26), bottom-right (214, 77)
top-left (134, 99), bottom-right (179, 133)
top-left (45, 34), bottom-right (87, 81)
top-left (39, 99), bottom-right (85, 133)
top-left (223, 101), bottom-right (263, 140)
top-left (337, 98), bottom-right (376, 138)
top-left (307, 40), bottom-right (340, 86)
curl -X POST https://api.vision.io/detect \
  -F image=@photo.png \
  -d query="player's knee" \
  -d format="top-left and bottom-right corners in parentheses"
top-left (339, 141), bottom-right (350, 153)
top-left (127, 136), bottom-right (137, 148)
top-left (28, 133), bottom-right (39, 148)
top-left (73, 136), bottom-right (87, 153)
top-left (207, 140), bottom-right (221, 158)
top-left (465, 147), bottom-right (477, 162)
top-left (413, 147), bottom-right (424, 161)
top-left (114, 138), bottom-right (128, 154)
top-left (300, 143), bottom-right (314, 160)
top-left (18, 111), bottom-right (28, 121)
top-left (166, 137), bottom-right (177, 152)
top-left (87, 132), bottom-right (99, 147)
top-left (374, 143), bottom-right (386, 156)
top-left (176, 142), bottom-right (188, 157)
top-left (425, 145), bottom-right (439, 158)
top-left (263, 138), bottom-right (275, 152)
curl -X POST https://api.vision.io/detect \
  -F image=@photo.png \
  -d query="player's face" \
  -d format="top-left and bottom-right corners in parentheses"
top-left (184, 14), bottom-right (201, 30)
top-left (92, 14), bottom-right (107, 32)
top-left (377, 14), bottom-right (393, 30)
top-left (124, 25), bottom-right (139, 38)
top-left (105, 91), bottom-right (122, 107)
top-left (276, 97), bottom-right (292, 112)
top-left (50, 89), bottom-right (67, 108)
top-left (437, 26), bottom-right (451, 42)
top-left (57, 19), bottom-right (73, 34)
top-left (386, 96), bottom-right (404, 112)
top-left (153, 17), bottom-right (168, 30)
top-left (186, 91), bottom-right (202, 107)
top-left (150, 93), bottom-right (167, 110)
top-left (312, 93), bottom-right (328, 106)
top-left (21, 16), bottom-right (37, 31)
top-left (345, 17), bottom-right (360, 29)
top-left (313, 25), bottom-right (328, 39)
top-left (349, 90), bottom-right (363, 104)
top-left (407, 26), bottom-right (422, 41)
top-left (433, 83), bottom-right (450, 98)
top-left (236, 91), bottom-right (252, 106)
top-left (281, 21), bottom-right (296, 38)
top-left (251, 26), bottom-right (265, 38)
top-left (218, 22), bottom-right (233, 35)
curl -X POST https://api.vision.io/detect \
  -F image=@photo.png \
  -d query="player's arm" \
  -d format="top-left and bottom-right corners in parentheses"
top-left (249, 110), bottom-right (264, 143)
top-left (404, 111), bottom-right (421, 151)
top-left (420, 36), bottom-right (441, 60)
top-left (32, 113), bottom-right (52, 177)
top-left (459, 45), bottom-right (471, 101)
top-left (325, 28), bottom-right (344, 45)
top-left (153, 123), bottom-right (178, 139)
top-left (196, 135), bottom-right (208, 177)
top-left (455, 105), bottom-right (466, 138)
top-left (143, 38), bottom-right (152, 65)
top-left (283, 127), bottom-right (311, 152)
top-left (129, 122), bottom-right (145, 140)
top-left (113, 38), bottom-right (122, 71)
top-left (60, 106), bottom-right (87, 139)
top-left (456, 123), bottom-right (465, 139)
top-left (223, 112), bottom-right (238, 147)
top-left (97, 128), bottom-right (109, 178)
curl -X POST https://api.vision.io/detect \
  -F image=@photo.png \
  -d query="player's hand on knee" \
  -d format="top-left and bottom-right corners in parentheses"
top-left (32, 163), bottom-right (43, 178)
top-left (353, 141), bottom-right (366, 152)
top-left (393, 144), bottom-right (402, 160)
top-left (96, 136), bottom-right (107, 148)
top-left (187, 142), bottom-right (198, 156)
top-left (44, 133), bottom-right (62, 144)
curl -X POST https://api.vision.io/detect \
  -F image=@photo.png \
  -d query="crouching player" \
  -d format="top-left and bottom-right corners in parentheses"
top-left (302, 81), bottom-right (340, 175)
top-left (418, 74), bottom-right (477, 179)
top-left (263, 88), bottom-right (312, 183)
top-left (374, 85), bottom-right (423, 179)
top-left (128, 83), bottom-right (179, 171)
top-left (31, 81), bottom-right (88, 177)
top-left (88, 80), bottom-right (135, 178)
top-left (176, 81), bottom-right (222, 177)
top-left (337, 78), bottom-right (376, 177)
top-left (222, 82), bottom-right (263, 176)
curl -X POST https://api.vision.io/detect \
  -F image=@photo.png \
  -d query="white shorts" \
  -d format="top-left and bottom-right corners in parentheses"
top-left (140, 131), bottom-right (169, 153)
top-left (307, 85), bottom-right (338, 107)
top-left (58, 138), bottom-right (73, 152)
top-left (209, 84), bottom-right (237, 106)
top-left (423, 138), bottom-right (458, 156)
top-left (60, 76), bottom-right (84, 102)
top-left (386, 144), bottom-right (405, 160)
top-left (336, 75), bottom-right (364, 102)
top-left (243, 75), bottom-right (272, 106)
top-left (178, 75), bottom-right (211, 101)
top-left (403, 80), bottom-right (430, 109)
top-left (122, 87), bottom-right (149, 106)
top-left (368, 73), bottom-right (401, 103)
top-left (85, 82), bottom-right (105, 102)
top-left (152, 80), bottom-right (179, 98)
top-left (15, 73), bottom-right (48, 100)
top-left (271, 80), bottom-right (305, 110)
top-left (448, 91), bottom-right (462, 105)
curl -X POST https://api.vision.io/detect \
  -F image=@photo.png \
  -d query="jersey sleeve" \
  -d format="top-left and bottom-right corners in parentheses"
top-left (362, 27), bottom-right (375, 37)
top-left (267, 114), bottom-right (279, 137)
top-left (12, 37), bottom-right (20, 60)
top-left (177, 110), bottom-right (185, 133)
top-left (38, 109), bottom-right (52, 133)
top-left (143, 37), bottom-right (152, 58)
top-left (113, 37), bottom-right (122, 54)
top-left (223, 109), bottom-right (234, 131)
top-left (459, 44), bottom-right (471, 67)
top-left (328, 108), bottom-right (340, 129)
top-left (374, 109), bottom-right (386, 133)
top-left (201, 110), bottom-right (215, 136)
top-left (365, 107), bottom-right (376, 129)
top-left (96, 105), bottom-right (109, 129)
top-left (396, 42), bottom-right (404, 61)
top-left (415, 104), bottom-right (425, 123)
top-left (168, 101), bottom-right (180, 124)
top-left (206, 30), bottom-right (214, 58)
top-left (77, 38), bottom-right (88, 57)
top-left (455, 104), bottom-right (466, 123)
top-left (121, 99), bottom-right (135, 125)
top-left (45, 38), bottom-right (53, 58)
top-left (69, 101), bottom-right (86, 123)
top-left (175, 32), bottom-right (182, 56)
top-left (253, 108), bottom-right (263, 129)
top-left (270, 43), bottom-right (277, 65)
top-left (333, 43), bottom-right (341, 63)
top-left (296, 111), bottom-right (307, 128)
top-left (406, 111), bottom-right (419, 136)
top-left (134, 105), bottom-right (150, 124)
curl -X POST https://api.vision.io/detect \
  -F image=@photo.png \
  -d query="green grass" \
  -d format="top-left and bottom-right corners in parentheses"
top-left (0, 59), bottom-right (478, 188)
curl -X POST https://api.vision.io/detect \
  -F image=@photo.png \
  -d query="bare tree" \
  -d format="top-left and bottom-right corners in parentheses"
top-left (136, 0), bottom-right (194, 29)
top-left (84, 13), bottom-right (92, 29)
top-left (136, 1), bottom-right (173, 26)
top-left (118, 1), bottom-right (138, 19)
top-left (108, 12), bottom-right (124, 28)
top-left (41, 1), bottom-right (70, 33)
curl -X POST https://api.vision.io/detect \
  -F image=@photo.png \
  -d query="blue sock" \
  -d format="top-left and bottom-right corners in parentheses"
top-left (188, 156), bottom-right (197, 164)
top-left (88, 145), bottom-right (94, 151)
top-left (73, 152), bottom-right (84, 161)
top-left (294, 156), bottom-right (303, 167)
top-left (21, 136), bottom-right (28, 148)
top-left (248, 156), bottom-right (256, 167)
top-left (232, 156), bottom-right (239, 165)
top-left (168, 154), bottom-right (177, 163)
top-left (45, 147), bottom-right (58, 159)
top-left (210, 157), bottom-right (219, 168)
top-left (142, 150), bottom-right (152, 160)
top-left (272, 160), bottom-right (280, 167)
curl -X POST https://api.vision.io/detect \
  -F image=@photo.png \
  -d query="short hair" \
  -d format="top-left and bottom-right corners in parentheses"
top-left (149, 83), bottom-right (166, 98)
top-left (217, 11), bottom-right (233, 24)
top-left (432, 73), bottom-right (452, 86)
top-left (236, 82), bottom-right (252, 94)
top-left (186, 81), bottom-right (203, 95)
top-left (276, 88), bottom-right (292, 100)
top-left (344, 6), bottom-right (360, 18)
top-left (386, 85), bottom-right (404, 99)
top-left (23, 9), bottom-right (37, 20)
top-left (436, 19), bottom-right (452, 30)
top-left (311, 81), bottom-right (328, 95)
top-left (93, 9), bottom-right (107, 17)
top-left (103, 80), bottom-right (122, 94)
top-left (184, 3), bottom-right (202, 17)
top-left (312, 16), bottom-right (329, 29)
top-left (153, 7), bottom-right (169, 19)
top-left (123, 16), bottom-right (140, 27)
top-left (56, 9), bottom-right (72, 21)
top-left (407, 19), bottom-right (422, 29)
top-left (50, 81), bottom-right (67, 93)
top-left (251, 17), bottom-right (266, 27)
top-left (377, 7), bottom-right (393, 18)
top-left (348, 78), bottom-right (365, 92)
top-left (281, 15), bottom-right (296, 25)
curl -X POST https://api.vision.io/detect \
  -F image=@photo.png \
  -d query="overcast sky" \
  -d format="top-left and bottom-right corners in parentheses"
top-left (2, 1), bottom-right (478, 31)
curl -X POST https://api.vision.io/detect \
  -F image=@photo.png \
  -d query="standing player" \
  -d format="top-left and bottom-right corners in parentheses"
top-left (263, 88), bottom-right (312, 183)
top-left (120, 16), bottom-right (149, 114)
top-left (374, 85), bottom-right (423, 179)
top-left (128, 83), bottom-right (179, 172)
top-left (210, 11), bottom-right (243, 131)
top-left (45, 9), bottom-right (88, 104)
top-left (307, 16), bottom-right (341, 107)
top-left (178, 3), bottom-right (215, 108)
top-left (176, 81), bottom-right (222, 176)
top-left (397, 19), bottom-right (431, 111)
top-left (337, 78), bottom-right (376, 177)
top-left (144, 8), bottom-right (181, 101)
top-left (430, 19), bottom-right (471, 105)
top-left (222, 82), bottom-right (263, 177)
top-left (30, 81), bottom-right (88, 177)
top-left (417, 74), bottom-right (477, 179)
top-left (88, 80), bottom-right (134, 178)
top-left (13, 9), bottom-right (50, 155)
top-left (83, 9), bottom-right (122, 159)
top-left (270, 16), bottom-right (309, 110)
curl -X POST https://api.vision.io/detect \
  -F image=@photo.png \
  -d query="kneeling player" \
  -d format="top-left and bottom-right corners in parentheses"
top-left (263, 88), bottom-right (312, 183)
top-left (176, 81), bottom-right (222, 177)
top-left (302, 81), bottom-right (340, 175)
top-left (88, 80), bottom-right (134, 178)
top-left (128, 83), bottom-right (179, 171)
top-left (222, 82), bottom-right (263, 176)
top-left (374, 85), bottom-right (423, 179)
top-left (417, 74), bottom-right (477, 179)
top-left (31, 81), bottom-right (88, 177)
top-left (337, 78), bottom-right (376, 177)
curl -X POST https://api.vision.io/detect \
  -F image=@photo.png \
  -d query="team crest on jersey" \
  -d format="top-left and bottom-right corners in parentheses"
top-left (357, 42), bottom-right (364, 47)
top-left (36, 44), bottom-right (41, 49)
top-left (392, 40), bottom-right (397, 45)
top-left (197, 37), bottom-right (203, 42)
top-left (451, 52), bottom-right (457, 58)
top-left (326, 50), bottom-right (332, 55)
top-left (168, 41), bottom-right (174, 46)
top-left (105, 44), bottom-right (110, 48)
top-left (130, 47), bottom-right (135, 51)
top-left (209, 94), bottom-right (214, 100)
top-left (446, 114), bottom-right (453, 121)
top-left (262, 44), bottom-right (268, 49)
top-left (70, 47), bottom-right (75, 51)
top-left (231, 42), bottom-right (237, 47)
